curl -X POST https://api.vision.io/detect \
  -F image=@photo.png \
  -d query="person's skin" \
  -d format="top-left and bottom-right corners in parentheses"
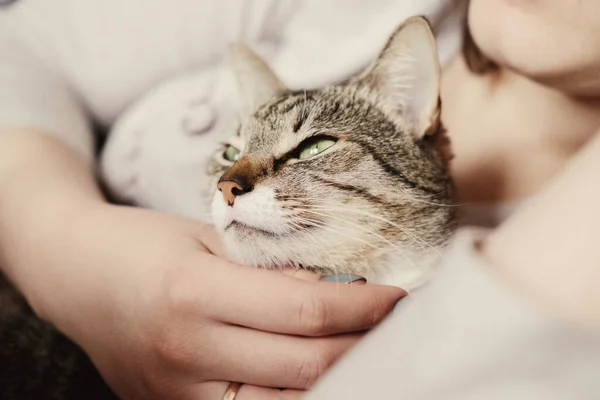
top-left (455, 0), bottom-right (600, 326)
top-left (3, 1), bottom-right (599, 399)
top-left (303, 1), bottom-right (600, 397)
top-left (485, 128), bottom-right (600, 328)
top-left (0, 129), bottom-right (404, 399)
top-left (444, 0), bottom-right (600, 204)
top-left (443, 0), bottom-right (600, 322)
top-left (303, 131), bottom-right (600, 400)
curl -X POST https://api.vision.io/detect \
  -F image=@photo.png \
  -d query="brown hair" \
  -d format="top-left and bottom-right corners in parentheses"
top-left (462, 17), bottom-right (498, 74)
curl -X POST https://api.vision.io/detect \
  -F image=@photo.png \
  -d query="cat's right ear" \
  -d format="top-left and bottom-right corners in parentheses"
top-left (357, 17), bottom-right (441, 139)
top-left (229, 44), bottom-right (287, 115)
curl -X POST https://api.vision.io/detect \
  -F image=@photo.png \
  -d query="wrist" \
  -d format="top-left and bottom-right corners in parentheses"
top-left (0, 197), bottom-right (106, 318)
top-left (0, 130), bottom-right (105, 319)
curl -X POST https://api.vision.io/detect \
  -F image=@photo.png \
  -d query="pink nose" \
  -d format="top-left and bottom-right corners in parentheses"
top-left (217, 180), bottom-right (244, 206)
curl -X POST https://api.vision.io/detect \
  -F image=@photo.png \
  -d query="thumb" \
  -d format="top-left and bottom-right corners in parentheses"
top-left (282, 269), bottom-right (367, 285)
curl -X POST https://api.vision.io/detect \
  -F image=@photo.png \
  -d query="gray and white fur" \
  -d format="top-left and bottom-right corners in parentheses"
top-left (207, 17), bottom-right (455, 291)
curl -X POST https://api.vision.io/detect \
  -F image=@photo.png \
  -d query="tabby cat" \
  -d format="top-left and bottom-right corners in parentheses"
top-left (207, 17), bottom-right (455, 291)
top-left (0, 16), bottom-right (454, 399)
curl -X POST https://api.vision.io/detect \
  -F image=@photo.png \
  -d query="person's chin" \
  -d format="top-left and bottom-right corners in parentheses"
top-left (469, 1), bottom-right (557, 78)
top-left (468, 0), bottom-right (600, 96)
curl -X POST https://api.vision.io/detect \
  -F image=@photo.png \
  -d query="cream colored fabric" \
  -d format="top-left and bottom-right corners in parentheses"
top-left (305, 229), bottom-right (600, 399)
top-left (0, 0), bottom-right (464, 150)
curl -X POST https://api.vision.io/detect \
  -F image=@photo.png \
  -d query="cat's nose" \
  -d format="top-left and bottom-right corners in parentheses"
top-left (217, 179), bottom-right (249, 206)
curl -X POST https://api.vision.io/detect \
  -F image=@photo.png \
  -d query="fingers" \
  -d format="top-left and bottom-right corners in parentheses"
top-left (281, 268), bottom-right (322, 282)
top-left (193, 257), bottom-right (406, 336)
top-left (193, 224), bottom-right (229, 257)
top-left (202, 325), bottom-right (361, 389)
top-left (195, 382), bottom-right (303, 400)
top-left (282, 269), bottom-right (366, 285)
top-left (231, 279), bottom-right (402, 336)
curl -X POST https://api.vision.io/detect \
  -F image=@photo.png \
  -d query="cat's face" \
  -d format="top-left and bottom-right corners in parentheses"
top-left (207, 18), bottom-right (455, 290)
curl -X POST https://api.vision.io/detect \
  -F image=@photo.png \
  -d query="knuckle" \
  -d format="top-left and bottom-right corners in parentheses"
top-left (152, 325), bottom-right (197, 368)
top-left (139, 372), bottom-right (169, 399)
top-left (294, 344), bottom-right (334, 389)
top-left (143, 263), bottom-right (211, 372)
top-left (298, 291), bottom-right (330, 336)
top-left (139, 362), bottom-right (180, 400)
top-left (160, 266), bottom-right (200, 316)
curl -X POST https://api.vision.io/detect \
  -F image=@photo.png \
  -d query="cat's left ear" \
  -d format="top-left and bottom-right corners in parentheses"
top-left (358, 17), bottom-right (441, 139)
top-left (229, 44), bottom-right (288, 115)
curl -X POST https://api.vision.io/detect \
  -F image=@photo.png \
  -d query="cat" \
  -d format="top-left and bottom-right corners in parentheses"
top-left (0, 16), bottom-right (454, 399)
top-left (207, 16), bottom-right (455, 291)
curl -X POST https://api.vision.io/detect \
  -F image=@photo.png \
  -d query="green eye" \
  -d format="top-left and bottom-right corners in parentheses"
top-left (298, 138), bottom-right (337, 160)
top-left (223, 145), bottom-right (240, 162)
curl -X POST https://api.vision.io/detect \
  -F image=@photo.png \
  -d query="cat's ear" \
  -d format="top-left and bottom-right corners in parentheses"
top-left (358, 17), bottom-right (441, 139)
top-left (229, 44), bottom-right (287, 115)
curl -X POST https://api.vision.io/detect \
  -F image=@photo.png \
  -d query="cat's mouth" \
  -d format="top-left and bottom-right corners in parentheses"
top-left (225, 220), bottom-right (279, 238)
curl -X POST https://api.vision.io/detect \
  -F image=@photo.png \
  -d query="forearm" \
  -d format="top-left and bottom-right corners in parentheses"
top-left (483, 131), bottom-right (600, 326)
top-left (0, 128), bottom-right (104, 316)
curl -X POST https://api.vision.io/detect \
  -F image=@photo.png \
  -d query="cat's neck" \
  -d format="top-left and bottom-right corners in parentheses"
top-left (442, 55), bottom-right (600, 204)
top-left (370, 250), bottom-right (443, 292)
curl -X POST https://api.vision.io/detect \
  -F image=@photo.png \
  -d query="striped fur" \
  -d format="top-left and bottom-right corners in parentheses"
top-left (207, 17), bottom-right (455, 290)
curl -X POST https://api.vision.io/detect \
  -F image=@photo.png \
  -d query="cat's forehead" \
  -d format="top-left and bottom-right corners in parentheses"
top-left (239, 86), bottom-right (375, 153)
top-left (239, 89), bottom-right (327, 152)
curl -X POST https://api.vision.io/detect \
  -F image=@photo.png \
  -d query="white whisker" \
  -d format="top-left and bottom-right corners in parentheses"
top-left (280, 196), bottom-right (445, 256)
top-left (292, 209), bottom-right (419, 271)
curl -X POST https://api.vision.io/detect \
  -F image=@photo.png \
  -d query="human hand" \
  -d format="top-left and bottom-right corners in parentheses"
top-left (25, 204), bottom-right (404, 400)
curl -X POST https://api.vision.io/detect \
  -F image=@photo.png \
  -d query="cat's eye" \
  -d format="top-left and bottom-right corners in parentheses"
top-left (298, 137), bottom-right (337, 160)
top-left (223, 145), bottom-right (240, 162)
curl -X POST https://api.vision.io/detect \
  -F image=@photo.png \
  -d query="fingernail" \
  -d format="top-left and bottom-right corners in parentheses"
top-left (320, 274), bottom-right (367, 284)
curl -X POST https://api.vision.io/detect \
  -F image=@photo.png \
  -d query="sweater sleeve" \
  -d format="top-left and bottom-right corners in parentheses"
top-left (0, 9), bottom-right (93, 161)
top-left (304, 228), bottom-right (600, 400)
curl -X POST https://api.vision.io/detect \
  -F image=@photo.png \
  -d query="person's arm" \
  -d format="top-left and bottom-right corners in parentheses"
top-left (0, 129), bottom-right (101, 323)
top-left (304, 133), bottom-right (600, 399)
top-left (0, 13), bottom-right (404, 400)
top-left (0, 130), bottom-right (405, 400)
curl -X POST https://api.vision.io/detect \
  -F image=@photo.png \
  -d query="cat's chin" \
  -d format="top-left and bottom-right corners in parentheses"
top-left (221, 227), bottom-right (440, 292)
top-left (222, 231), bottom-right (312, 270)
